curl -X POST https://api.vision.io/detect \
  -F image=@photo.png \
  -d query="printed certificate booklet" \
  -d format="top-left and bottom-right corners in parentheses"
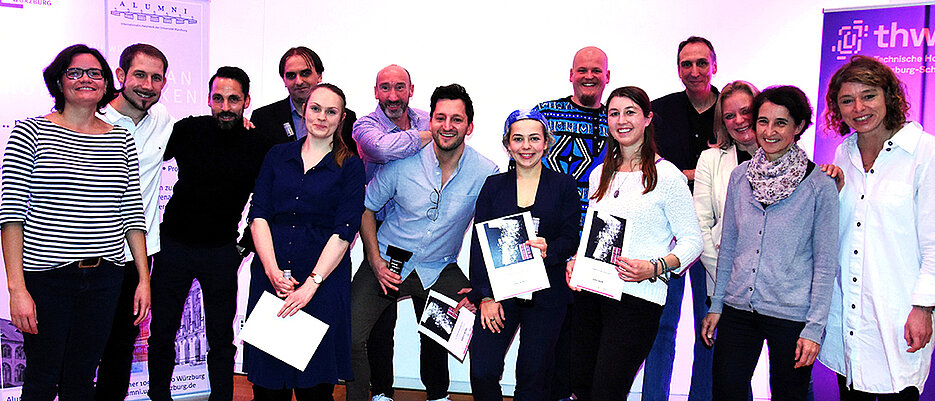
top-left (239, 291), bottom-right (329, 371)
top-left (417, 290), bottom-right (475, 361)
top-left (569, 208), bottom-right (632, 300)
top-left (474, 211), bottom-right (550, 301)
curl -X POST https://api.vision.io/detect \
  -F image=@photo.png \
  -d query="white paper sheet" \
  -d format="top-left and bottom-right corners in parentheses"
top-left (474, 211), bottom-right (550, 301)
top-left (569, 207), bottom-right (631, 300)
top-left (417, 290), bottom-right (475, 361)
top-left (238, 291), bottom-right (329, 371)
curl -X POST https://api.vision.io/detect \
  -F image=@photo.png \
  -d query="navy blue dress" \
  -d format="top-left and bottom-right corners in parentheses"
top-left (243, 139), bottom-right (365, 389)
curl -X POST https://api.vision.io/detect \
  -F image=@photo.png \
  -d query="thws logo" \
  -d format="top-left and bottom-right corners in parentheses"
top-left (109, 1), bottom-right (198, 25)
top-left (833, 19), bottom-right (935, 60)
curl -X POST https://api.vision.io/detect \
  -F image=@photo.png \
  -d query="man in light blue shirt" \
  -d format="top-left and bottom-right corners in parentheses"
top-left (348, 84), bottom-right (498, 401)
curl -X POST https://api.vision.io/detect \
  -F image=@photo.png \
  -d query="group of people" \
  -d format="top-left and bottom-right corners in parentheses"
top-left (0, 34), bottom-right (932, 401)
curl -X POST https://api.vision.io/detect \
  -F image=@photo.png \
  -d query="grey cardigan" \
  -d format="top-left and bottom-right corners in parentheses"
top-left (709, 161), bottom-right (839, 343)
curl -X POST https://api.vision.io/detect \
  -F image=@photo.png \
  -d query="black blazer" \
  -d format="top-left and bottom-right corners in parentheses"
top-left (468, 166), bottom-right (579, 308)
top-left (251, 97), bottom-right (358, 155)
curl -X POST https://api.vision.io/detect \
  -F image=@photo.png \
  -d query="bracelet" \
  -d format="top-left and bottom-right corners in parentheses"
top-left (648, 259), bottom-right (658, 283)
top-left (481, 297), bottom-right (495, 304)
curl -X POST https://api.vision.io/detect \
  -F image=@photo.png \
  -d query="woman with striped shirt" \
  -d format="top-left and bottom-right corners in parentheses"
top-left (0, 44), bottom-right (148, 400)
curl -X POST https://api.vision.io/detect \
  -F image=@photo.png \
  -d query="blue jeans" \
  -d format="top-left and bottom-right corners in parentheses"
top-left (642, 260), bottom-right (713, 401)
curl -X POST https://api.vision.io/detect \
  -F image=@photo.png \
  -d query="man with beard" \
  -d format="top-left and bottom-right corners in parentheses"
top-left (251, 46), bottom-right (357, 150)
top-left (347, 84), bottom-right (497, 401)
top-left (533, 46), bottom-right (609, 401)
top-left (95, 43), bottom-right (174, 401)
top-left (642, 36), bottom-right (720, 401)
top-left (351, 64), bottom-right (431, 401)
top-left (147, 66), bottom-right (274, 401)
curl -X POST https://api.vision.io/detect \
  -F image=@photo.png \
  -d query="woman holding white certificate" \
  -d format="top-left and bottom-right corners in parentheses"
top-left (243, 84), bottom-right (365, 400)
top-left (467, 109), bottom-right (579, 400)
top-left (565, 86), bottom-right (702, 400)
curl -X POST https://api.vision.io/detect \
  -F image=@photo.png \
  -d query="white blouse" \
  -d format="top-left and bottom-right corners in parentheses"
top-left (818, 122), bottom-right (935, 393)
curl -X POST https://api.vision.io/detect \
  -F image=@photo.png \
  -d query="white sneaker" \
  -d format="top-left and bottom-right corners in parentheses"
top-left (372, 394), bottom-right (394, 401)
top-left (428, 397), bottom-right (450, 401)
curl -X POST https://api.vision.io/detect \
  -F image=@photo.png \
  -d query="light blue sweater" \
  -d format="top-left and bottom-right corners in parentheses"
top-left (709, 162), bottom-right (840, 343)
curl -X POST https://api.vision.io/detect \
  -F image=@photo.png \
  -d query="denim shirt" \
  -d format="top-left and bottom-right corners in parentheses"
top-left (365, 144), bottom-right (498, 289)
top-left (710, 161), bottom-right (840, 343)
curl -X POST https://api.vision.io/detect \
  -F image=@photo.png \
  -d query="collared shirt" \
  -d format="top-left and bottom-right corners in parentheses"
top-left (289, 100), bottom-right (307, 140)
top-left (365, 144), bottom-right (498, 289)
top-left (352, 105), bottom-right (430, 182)
top-left (652, 88), bottom-right (720, 190)
top-left (101, 103), bottom-right (175, 259)
top-left (818, 122), bottom-right (935, 393)
top-left (709, 162), bottom-right (839, 343)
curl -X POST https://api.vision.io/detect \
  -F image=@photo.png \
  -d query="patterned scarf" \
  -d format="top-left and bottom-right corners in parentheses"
top-left (745, 143), bottom-right (809, 206)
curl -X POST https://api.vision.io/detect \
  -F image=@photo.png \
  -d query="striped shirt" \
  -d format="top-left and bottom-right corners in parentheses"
top-left (0, 117), bottom-right (146, 271)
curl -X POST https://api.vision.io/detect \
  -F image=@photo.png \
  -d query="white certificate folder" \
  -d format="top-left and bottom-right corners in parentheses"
top-left (417, 290), bottom-right (475, 361)
top-left (569, 207), bottom-right (631, 300)
top-left (239, 291), bottom-right (330, 371)
top-left (474, 211), bottom-right (550, 301)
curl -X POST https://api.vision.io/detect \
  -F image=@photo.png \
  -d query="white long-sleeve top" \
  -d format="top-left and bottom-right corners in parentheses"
top-left (587, 160), bottom-right (703, 306)
top-left (693, 145), bottom-right (740, 296)
top-left (818, 122), bottom-right (935, 393)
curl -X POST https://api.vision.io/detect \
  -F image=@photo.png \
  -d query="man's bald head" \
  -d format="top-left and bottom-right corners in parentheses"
top-left (374, 64), bottom-right (414, 121)
top-left (569, 46), bottom-right (610, 108)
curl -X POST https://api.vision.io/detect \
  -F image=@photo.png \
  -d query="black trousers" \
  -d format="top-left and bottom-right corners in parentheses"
top-left (712, 306), bottom-right (812, 401)
top-left (147, 236), bottom-right (240, 401)
top-left (252, 383), bottom-right (335, 401)
top-left (469, 300), bottom-right (566, 401)
top-left (94, 262), bottom-right (145, 401)
top-left (837, 375), bottom-right (920, 401)
top-left (570, 291), bottom-right (664, 401)
top-left (366, 282), bottom-right (398, 397)
top-left (21, 261), bottom-right (123, 401)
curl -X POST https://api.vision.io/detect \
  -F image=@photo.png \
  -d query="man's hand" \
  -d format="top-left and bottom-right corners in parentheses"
top-left (905, 306), bottom-right (934, 352)
top-left (794, 338), bottom-right (821, 368)
top-left (370, 255), bottom-right (401, 295)
top-left (700, 312), bottom-right (720, 347)
top-left (10, 288), bottom-right (37, 334)
top-left (242, 117), bottom-right (255, 130)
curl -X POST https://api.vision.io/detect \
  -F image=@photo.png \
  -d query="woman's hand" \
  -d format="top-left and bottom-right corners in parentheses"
top-left (480, 300), bottom-right (505, 333)
top-left (266, 268), bottom-right (296, 298)
top-left (278, 281), bottom-right (318, 317)
top-left (526, 237), bottom-right (547, 258)
top-left (10, 288), bottom-right (37, 334)
top-left (819, 163), bottom-right (845, 192)
top-left (566, 256), bottom-right (580, 291)
top-left (794, 338), bottom-right (821, 368)
top-left (615, 257), bottom-right (656, 282)
top-left (701, 312), bottom-right (720, 347)
top-left (133, 280), bottom-right (151, 325)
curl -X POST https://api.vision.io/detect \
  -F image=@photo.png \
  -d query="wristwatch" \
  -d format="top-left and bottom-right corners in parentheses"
top-left (309, 272), bottom-right (324, 285)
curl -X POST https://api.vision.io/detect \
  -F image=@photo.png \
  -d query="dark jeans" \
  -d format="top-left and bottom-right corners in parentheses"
top-left (95, 261), bottom-right (146, 401)
top-left (712, 306), bottom-right (812, 401)
top-left (252, 383), bottom-right (335, 401)
top-left (21, 260), bottom-right (124, 401)
top-left (571, 291), bottom-right (664, 401)
top-left (147, 236), bottom-right (240, 401)
top-left (547, 293), bottom-right (577, 400)
top-left (837, 375), bottom-right (920, 401)
top-left (348, 261), bottom-right (469, 401)
top-left (367, 280), bottom-right (398, 397)
top-left (469, 300), bottom-right (567, 401)
top-left (643, 260), bottom-right (714, 401)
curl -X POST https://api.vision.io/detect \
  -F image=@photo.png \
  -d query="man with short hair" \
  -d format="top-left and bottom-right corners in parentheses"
top-left (534, 46), bottom-right (609, 401)
top-left (347, 84), bottom-right (498, 401)
top-left (351, 64), bottom-right (431, 401)
top-left (251, 46), bottom-right (357, 149)
top-left (147, 66), bottom-right (274, 401)
top-left (95, 43), bottom-right (174, 401)
top-left (642, 35), bottom-right (720, 401)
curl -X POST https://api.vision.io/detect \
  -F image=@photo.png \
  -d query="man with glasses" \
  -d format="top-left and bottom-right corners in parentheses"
top-left (351, 64), bottom-right (431, 401)
top-left (347, 84), bottom-right (497, 401)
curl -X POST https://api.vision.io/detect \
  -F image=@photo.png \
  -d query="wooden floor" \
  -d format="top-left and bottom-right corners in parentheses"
top-left (233, 374), bottom-right (508, 401)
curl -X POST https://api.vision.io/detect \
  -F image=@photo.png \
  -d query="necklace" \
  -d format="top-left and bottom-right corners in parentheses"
top-left (613, 171), bottom-right (634, 198)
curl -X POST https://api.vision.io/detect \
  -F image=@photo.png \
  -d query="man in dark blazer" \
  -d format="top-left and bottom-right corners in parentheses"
top-left (251, 46), bottom-right (357, 152)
